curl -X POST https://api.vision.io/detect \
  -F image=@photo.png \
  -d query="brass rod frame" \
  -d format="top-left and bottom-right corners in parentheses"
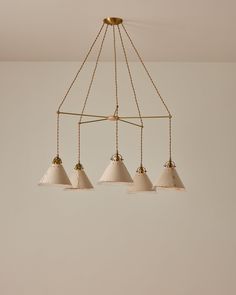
top-left (119, 119), bottom-right (143, 128)
top-left (54, 18), bottom-right (173, 166)
top-left (58, 111), bottom-right (107, 119)
top-left (58, 111), bottom-right (170, 120)
top-left (119, 115), bottom-right (171, 119)
top-left (79, 118), bottom-right (108, 125)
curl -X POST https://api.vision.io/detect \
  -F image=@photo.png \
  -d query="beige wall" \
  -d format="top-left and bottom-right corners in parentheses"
top-left (0, 62), bottom-right (235, 294)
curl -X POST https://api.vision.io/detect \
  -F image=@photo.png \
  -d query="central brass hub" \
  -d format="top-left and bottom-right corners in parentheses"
top-left (103, 17), bottom-right (123, 26)
top-left (107, 115), bottom-right (119, 121)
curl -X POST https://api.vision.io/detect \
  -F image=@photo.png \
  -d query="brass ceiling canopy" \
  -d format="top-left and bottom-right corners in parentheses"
top-left (103, 17), bottom-right (123, 25)
top-left (39, 17), bottom-right (185, 192)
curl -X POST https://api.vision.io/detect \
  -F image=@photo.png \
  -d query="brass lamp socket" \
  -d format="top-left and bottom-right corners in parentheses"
top-left (75, 163), bottom-right (84, 170)
top-left (111, 153), bottom-right (123, 161)
top-left (52, 156), bottom-right (62, 165)
top-left (136, 166), bottom-right (147, 173)
top-left (164, 161), bottom-right (176, 168)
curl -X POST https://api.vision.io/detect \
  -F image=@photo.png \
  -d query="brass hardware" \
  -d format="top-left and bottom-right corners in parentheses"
top-left (164, 161), bottom-right (176, 168)
top-left (111, 153), bottom-right (123, 161)
top-left (107, 115), bottom-right (119, 121)
top-left (103, 17), bottom-right (123, 26)
top-left (75, 163), bottom-right (84, 170)
top-left (136, 166), bottom-right (147, 173)
top-left (52, 156), bottom-right (62, 165)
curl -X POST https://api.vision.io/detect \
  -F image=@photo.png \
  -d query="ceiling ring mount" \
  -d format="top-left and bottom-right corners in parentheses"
top-left (103, 17), bottom-right (123, 25)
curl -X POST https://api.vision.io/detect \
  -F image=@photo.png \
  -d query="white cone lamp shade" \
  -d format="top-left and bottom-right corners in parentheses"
top-left (154, 161), bottom-right (185, 191)
top-left (99, 154), bottom-right (133, 184)
top-left (38, 156), bottom-right (71, 187)
top-left (67, 163), bottom-right (94, 190)
top-left (128, 167), bottom-right (156, 193)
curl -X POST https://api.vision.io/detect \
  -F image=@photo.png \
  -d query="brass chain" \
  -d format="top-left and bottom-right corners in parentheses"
top-left (78, 122), bottom-right (81, 164)
top-left (113, 25), bottom-right (119, 155)
top-left (118, 25), bottom-right (144, 167)
top-left (121, 23), bottom-right (173, 162)
top-left (56, 113), bottom-right (60, 157)
top-left (169, 117), bottom-right (172, 163)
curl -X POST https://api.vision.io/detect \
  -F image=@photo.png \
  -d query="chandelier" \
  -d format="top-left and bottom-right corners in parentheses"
top-left (39, 17), bottom-right (185, 193)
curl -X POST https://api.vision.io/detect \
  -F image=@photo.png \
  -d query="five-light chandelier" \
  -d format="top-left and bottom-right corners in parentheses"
top-left (39, 17), bottom-right (185, 193)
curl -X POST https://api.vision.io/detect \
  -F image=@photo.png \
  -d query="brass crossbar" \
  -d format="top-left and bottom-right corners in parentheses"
top-left (79, 118), bottom-right (107, 124)
top-left (119, 115), bottom-right (171, 119)
top-left (58, 111), bottom-right (107, 119)
top-left (119, 119), bottom-right (143, 128)
top-left (58, 111), bottom-right (170, 120)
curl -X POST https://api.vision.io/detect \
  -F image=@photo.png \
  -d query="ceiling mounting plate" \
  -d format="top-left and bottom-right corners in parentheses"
top-left (103, 17), bottom-right (123, 25)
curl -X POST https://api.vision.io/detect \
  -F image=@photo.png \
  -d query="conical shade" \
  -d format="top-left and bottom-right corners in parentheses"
top-left (98, 154), bottom-right (133, 184)
top-left (128, 167), bottom-right (156, 193)
top-left (67, 163), bottom-right (93, 190)
top-left (154, 161), bottom-right (185, 191)
top-left (38, 156), bottom-right (71, 187)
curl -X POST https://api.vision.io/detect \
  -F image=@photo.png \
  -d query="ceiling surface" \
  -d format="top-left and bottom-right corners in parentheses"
top-left (0, 0), bottom-right (236, 61)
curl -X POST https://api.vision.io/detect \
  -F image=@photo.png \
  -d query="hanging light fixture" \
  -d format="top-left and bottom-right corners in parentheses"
top-left (38, 17), bottom-right (185, 192)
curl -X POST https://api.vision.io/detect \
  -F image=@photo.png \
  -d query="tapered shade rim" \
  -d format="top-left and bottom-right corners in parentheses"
top-left (64, 187), bottom-right (94, 191)
top-left (38, 182), bottom-right (72, 187)
top-left (98, 180), bottom-right (133, 184)
top-left (155, 185), bottom-right (186, 191)
top-left (127, 188), bottom-right (156, 194)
